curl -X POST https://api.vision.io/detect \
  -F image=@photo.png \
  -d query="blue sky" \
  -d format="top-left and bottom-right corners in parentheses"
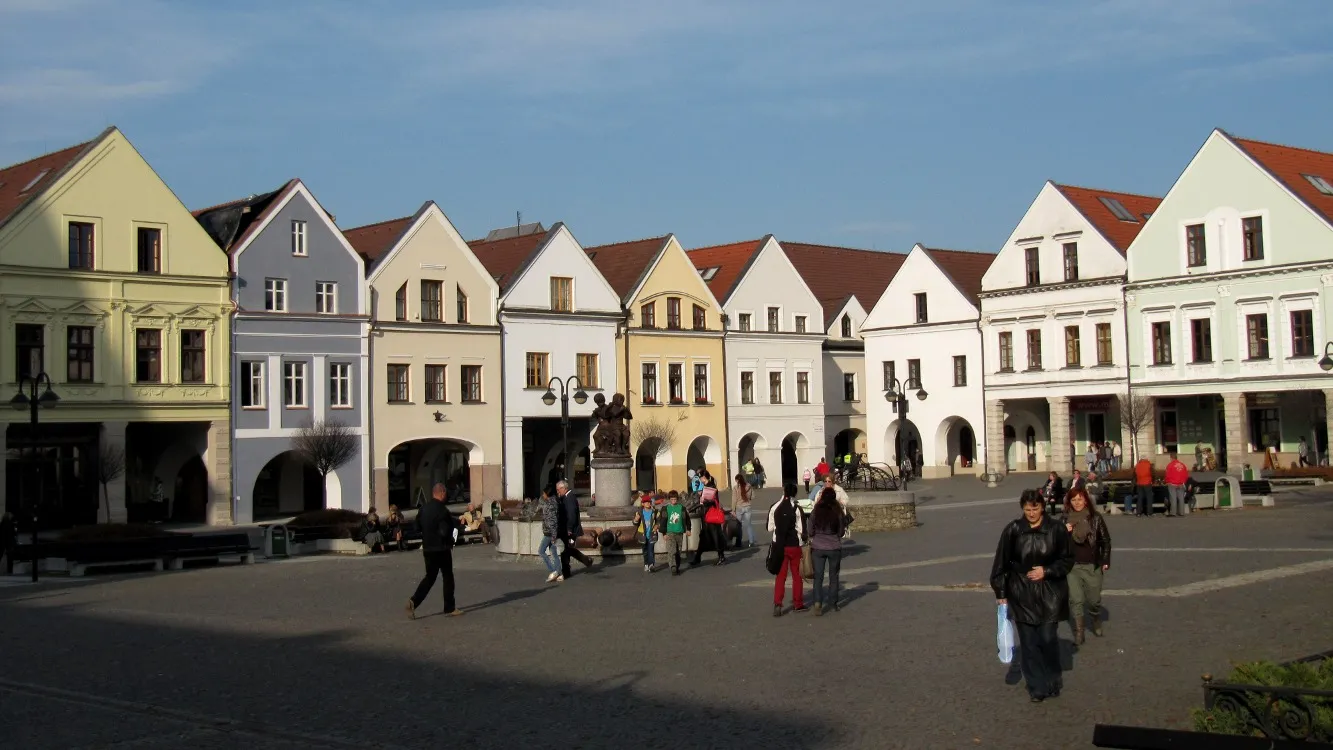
top-left (3, 0), bottom-right (1331, 252)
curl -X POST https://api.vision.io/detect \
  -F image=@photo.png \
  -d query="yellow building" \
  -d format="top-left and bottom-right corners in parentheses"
top-left (587, 234), bottom-right (728, 491)
top-left (0, 127), bottom-right (232, 528)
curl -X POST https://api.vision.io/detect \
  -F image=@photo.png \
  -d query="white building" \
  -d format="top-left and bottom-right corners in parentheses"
top-left (469, 223), bottom-right (624, 499)
top-left (980, 182), bottom-right (1161, 476)
top-left (689, 237), bottom-right (826, 486)
top-left (863, 245), bottom-right (994, 478)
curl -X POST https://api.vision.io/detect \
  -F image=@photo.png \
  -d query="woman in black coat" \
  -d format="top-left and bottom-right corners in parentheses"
top-left (991, 489), bottom-right (1075, 703)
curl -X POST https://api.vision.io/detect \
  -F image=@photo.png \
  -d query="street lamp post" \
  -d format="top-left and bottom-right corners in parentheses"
top-left (11, 372), bottom-right (59, 582)
top-left (882, 376), bottom-right (928, 409)
top-left (1319, 342), bottom-right (1333, 372)
top-left (541, 376), bottom-right (588, 484)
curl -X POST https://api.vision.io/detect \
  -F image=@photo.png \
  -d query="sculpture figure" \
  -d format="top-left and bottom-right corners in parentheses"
top-left (591, 392), bottom-right (633, 457)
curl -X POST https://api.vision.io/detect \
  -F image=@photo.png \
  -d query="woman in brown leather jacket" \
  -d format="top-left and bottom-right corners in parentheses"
top-left (1063, 487), bottom-right (1111, 645)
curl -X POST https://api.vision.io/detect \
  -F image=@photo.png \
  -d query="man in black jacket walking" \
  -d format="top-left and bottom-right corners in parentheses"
top-left (406, 483), bottom-right (464, 619)
top-left (556, 480), bottom-right (594, 578)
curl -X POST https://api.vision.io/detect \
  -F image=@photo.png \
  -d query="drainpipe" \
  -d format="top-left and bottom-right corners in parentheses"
top-left (976, 309), bottom-right (989, 479)
top-left (498, 303), bottom-right (509, 500)
top-left (227, 270), bottom-right (238, 526)
top-left (1121, 282), bottom-right (1136, 466)
top-left (720, 312), bottom-right (733, 486)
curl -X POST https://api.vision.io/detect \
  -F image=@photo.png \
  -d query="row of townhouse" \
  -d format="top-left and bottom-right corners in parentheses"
top-left (0, 127), bottom-right (900, 528)
top-left (864, 128), bottom-right (1333, 479)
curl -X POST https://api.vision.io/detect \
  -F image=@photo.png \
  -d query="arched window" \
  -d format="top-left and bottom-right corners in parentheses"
top-left (841, 314), bottom-right (852, 338)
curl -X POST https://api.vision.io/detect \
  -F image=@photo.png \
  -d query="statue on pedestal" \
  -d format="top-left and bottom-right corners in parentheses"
top-left (591, 392), bottom-right (633, 458)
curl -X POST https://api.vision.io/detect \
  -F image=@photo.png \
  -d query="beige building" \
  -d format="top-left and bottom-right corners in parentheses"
top-left (344, 202), bottom-right (503, 509)
top-left (587, 234), bottom-right (728, 491)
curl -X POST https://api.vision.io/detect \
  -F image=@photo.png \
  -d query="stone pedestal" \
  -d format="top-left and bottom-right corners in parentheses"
top-left (1048, 396), bottom-right (1071, 472)
top-left (590, 456), bottom-right (633, 508)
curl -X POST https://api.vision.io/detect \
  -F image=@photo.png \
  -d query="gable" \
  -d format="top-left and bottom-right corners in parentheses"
top-left (585, 235), bottom-right (667, 302)
top-left (724, 237), bottom-right (822, 325)
top-left (982, 182), bottom-right (1129, 292)
top-left (502, 224), bottom-right (621, 312)
top-left (865, 246), bottom-right (977, 329)
top-left (631, 236), bottom-right (724, 313)
top-left (782, 242), bottom-right (906, 327)
top-left (825, 297), bottom-right (867, 338)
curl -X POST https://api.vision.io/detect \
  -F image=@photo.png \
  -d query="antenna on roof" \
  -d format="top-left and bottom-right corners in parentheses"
top-left (517, 211), bottom-right (521, 231)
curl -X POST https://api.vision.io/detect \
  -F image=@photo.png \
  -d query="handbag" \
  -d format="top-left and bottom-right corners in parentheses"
top-left (799, 544), bottom-right (814, 580)
top-left (704, 503), bottom-right (725, 525)
top-left (765, 543), bottom-right (783, 575)
top-left (996, 603), bottom-right (1016, 664)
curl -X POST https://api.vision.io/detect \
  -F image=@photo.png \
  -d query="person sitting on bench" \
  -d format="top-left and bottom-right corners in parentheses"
top-left (459, 507), bottom-right (492, 544)
top-left (362, 510), bottom-right (386, 553)
top-left (386, 505), bottom-right (405, 548)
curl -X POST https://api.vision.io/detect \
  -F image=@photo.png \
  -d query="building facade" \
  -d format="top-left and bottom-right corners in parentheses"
top-left (0, 127), bottom-right (233, 527)
top-left (1126, 130), bottom-right (1333, 472)
top-left (689, 237), bottom-right (825, 486)
top-left (196, 180), bottom-right (370, 523)
top-left (587, 234), bottom-right (728, 491)
top-left (980, 182), bottom-right (1160, 475)
top-left (344, 202), bottom-right (503, 510)
top-left (864, 245), bottom-right (993, 478)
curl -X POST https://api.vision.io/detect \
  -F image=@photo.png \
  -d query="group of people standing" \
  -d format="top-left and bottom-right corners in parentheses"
top-left (768, 475), bottom-right (852, 617)
top-left (1082, 441), bottom-right (1122, 475)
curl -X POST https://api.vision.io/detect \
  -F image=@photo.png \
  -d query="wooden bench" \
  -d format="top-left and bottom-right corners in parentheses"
top-left (1093, 723), bottom-right (1319, 749)
top-left (163, 533), bottom-right (255, 570)
top-left (64, 538), bottom-right (175, 577)
top-left (286, 525), bottom-right (348, 545)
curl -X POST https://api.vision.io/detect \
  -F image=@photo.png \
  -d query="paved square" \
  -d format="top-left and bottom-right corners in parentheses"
top-left (3, 481), bottom-right (1333, 749)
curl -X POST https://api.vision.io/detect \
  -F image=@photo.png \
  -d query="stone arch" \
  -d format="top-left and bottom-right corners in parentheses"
top-left (780, 431), bottom-right (810, 484)
top-left (1003, 405), bottom-right (1049, 472)
top-left (737, 432), bottom-right (767, 468)
top-left (884, 418), bottom-right (922, 466)
top-left (386, 437), bottom-right (480, 510)
top-left (934, 416), bottom-right (978, 471)
top-left (687, 435), bottom-right (723, 485)
top-left (833, 428), bottom-right (866, 461)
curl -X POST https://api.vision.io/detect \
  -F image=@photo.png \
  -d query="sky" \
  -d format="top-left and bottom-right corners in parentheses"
top-left (2, 0), bottom-right (1332, 253)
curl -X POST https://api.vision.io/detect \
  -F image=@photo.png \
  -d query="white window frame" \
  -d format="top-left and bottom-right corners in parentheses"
top-left (316, 281), bottom-right (338, 314)
top-left (736, 311), bottom-right (753, 332)
top-left (241, 360), bottom-right (265, 408)
top-left (843, 372), bottom-right (857, 401)
top-left (283, 361), bottom-right (307, 408)
top-left (766, 306), bottom-right (782, 333)
top-left (640, 362), bottom-right (658, 404)
top-left (265, 278), bottom-right (288, 312)
top-left (739, 369), bottom-right (755, 404)
top-left (329, 362), bottom-right (351, 408)
top-left (767, 369), bottom-right (784, 404)
top-left (692, 361), bottom-right (710, 403)
top-left (1279, 295), bottom-right (1319, 360)
top-left (795, 370), bottom-right (810, 404)
top-left (292, 220), bottom-right (308, 256)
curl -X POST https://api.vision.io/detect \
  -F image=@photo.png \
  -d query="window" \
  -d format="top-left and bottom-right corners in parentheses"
top-left (283, 362), bottom-right (307, 406)
top-left (456, 287), bottom-right (469, 323)
top-left (1099, 196), bottom-right (1139, 222)
top-left (700, 266), bottom-right (720, 280)
top-left (66, 326), bottom-right (93, 383)
top-left (180, 329), bottom-right (206, 383)
top-left (794, 315), bottom-right (806, 333)
top-left (330, 363), bottom-right (351, 407)
top-left (137, 227), bottom-right (161, 273)
top-left (641, 363), bottom-right (658, 403)
top-left (1191, 319), bottom-right (1213, 363)
top-left (640, 302), bottom-right (655, 328)
top-left (907, 293), bottom-right (925, 324)
top-left (135, 329), bottom-right (161, 383)
top-left (525, 353), bottom-right (548, 388)
top-left (1242, 217), bottom-right (1264, 261)
top-left (1025, 330), bottom-right (1042, 370)
top-left (998, 332), bottom-right (1014, 372)
top-left (740, 371), bottom-right (754, 404)
top-left (1250, 408), bottom-right (1281, 453)
top-left (1151, 321), bottom-right (1172, 365)
top-left (666, 297), bottom-right (681, 329)
top-left (461, 365), bottom-right (482, 402)
top-left (1304, 174), bottom-right (1333, 195)
top-left (1064, 325), bottom-right (1081, 367)
top-left (395, 283), bottom-right (407, 321)
top-left (265, 278), bottom-right (287, 312)
top-left (731, 313), bottom-right (748, 332)
top-left (882, 361), bottom-right (896, 389)
top-left (386, 364), bottom-right (409, 403)
top-left (316, 281), bottom-right (337, 314)
top-left (1096, 323), bottom-right (1112, 365)
top-left (240, 361), bottom-right (264, 407)
top-left (668, 363), bottom-right (684, 402)
top-left (797, 371), bottom-right (810, 404)
top-left (1246, 313), bottom-right (1269, 360)
top-left (1062, 242), bottom-right (1078, 282)
top-left (693, 304), bottom-right (707, 330)
top-left (767, 307), bottom-right (780, 332)
top-left (1024, 247), bottom-right (1040, 286)
top-left (550, 277), bottom-right (572, 312)
top-left (16, 324), bottom-right (43, 381)
top-left (1186, 224), bottom-right (1206, 267)
top-left (291, 220), bottom-right (307, 256)
top-left (843, 373), bottom-right (856, 401)
top-left (1291, 310), bottom-right (1314, 357)
top-left (953, 355), bottom-right (967, 387)
top-left (68, 221), bottom-right (94, 269)
top-left (693, 363), bottom-right (709, 402)
top-left (768, 372), bottom-right (782, 404)
top-left (841, 315), bottom-right (853, 337)
top-left (425, 365), bottom-right (447, 402)
top-left (576, 353), bottom-right (599, 389)
top-left (907, 359), bottom-right (921, 389)
top-left (421, 280), bottom-right (443, 322)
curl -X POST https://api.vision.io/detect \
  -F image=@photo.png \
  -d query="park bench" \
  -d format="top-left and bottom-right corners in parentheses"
top-left (64, 538), bottom-right (175, 577)
top-left (1092, 723), bottom-right (1328, 749)
top-left (163, 533), bottom-right (255, 570)
top-left (1239, 479), bottom-right (1273, 498)
top-left (286, 525), bottom-right (348, 545)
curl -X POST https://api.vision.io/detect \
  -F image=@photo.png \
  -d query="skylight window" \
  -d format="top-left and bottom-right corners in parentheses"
top-left (20, 169), bottom-right (50, 193)
top-left (1304, 174), bottom-right (1333, 196)
top-left (1098, 196), bottom-right (1138, 222)
top-left (700, 266), bottom-right (720, 281)
top-left (1141, 212), bottom-right (1153, 220)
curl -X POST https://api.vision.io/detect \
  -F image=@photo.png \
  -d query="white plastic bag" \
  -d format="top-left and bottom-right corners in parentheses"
top-left (996, 603), bottom-right (1016, 664)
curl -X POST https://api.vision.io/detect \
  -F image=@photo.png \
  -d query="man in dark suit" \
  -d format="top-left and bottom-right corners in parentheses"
top-left (406, 483), bottom-right (463, 619)
top-left (556, 480), bottom-right (594, 578)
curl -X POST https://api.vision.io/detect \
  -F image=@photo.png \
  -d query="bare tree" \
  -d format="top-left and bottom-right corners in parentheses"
top-left (292, 419), bottom-right (359, 508)
top-left (1119, 392), bottom-right (1155, 465)
top-left (97, 443), bottom-right (126, 524)
top-left (631, 413), bottom-right (684, 461)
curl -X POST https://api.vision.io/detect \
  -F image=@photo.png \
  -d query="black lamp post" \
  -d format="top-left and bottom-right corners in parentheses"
top-left (1319, 342), bottom-right (1333, 372)
top-left (541, 376), bottom-right (588, 483)
top-left (883, 376), bottom-right (928, 410)
top-left (11, 372), bottom-right (59, 582)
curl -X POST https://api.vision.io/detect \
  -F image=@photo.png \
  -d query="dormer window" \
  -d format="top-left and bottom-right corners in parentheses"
top-left (1098, 196), bottom-right (1138, 222)
top-left (700, 266), bottom-right (720, 281)
top-left (291, 220), bottom-right (308, 256)
top-left (841, 314), bottom-right (852, 337)
top-left (1303, 174), bottom-right (1333, 195)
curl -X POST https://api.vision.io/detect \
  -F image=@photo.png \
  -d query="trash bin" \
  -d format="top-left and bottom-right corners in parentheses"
top-left (1216, 482), bottom-right (1232, 509)
top-left (266, 523), bottom-right (289, 558)
top-left (1242, 467), bottom-right (1255, 481)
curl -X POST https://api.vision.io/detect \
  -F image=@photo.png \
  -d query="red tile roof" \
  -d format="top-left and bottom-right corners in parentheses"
top-left (343, 214), bottom-right (414, 268)
top-left (1229, 133), bottom-right (1333, 227)
top-left (921, 247), bottom-right (996, 306)
top-left (192, 179), bottom-right (297, 259)
top-left (1054, 183), bottom-right (1162, 254)
top-left (584, 235), bottom-right (670, 302)
top-left (0, 133), bottom-right (103, 230)
top-left (467, 229), bottom-right (553, 292)
top-left (686, 238), bottom-right (766, 303)
top-left (782, 242), bottom-right (907, 322)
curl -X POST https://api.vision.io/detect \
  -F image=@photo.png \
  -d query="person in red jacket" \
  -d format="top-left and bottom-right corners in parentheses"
top-left (1164, 454), bottom-right (1190, 517)
top-left (1134, 458), bottom-right (1155, 517)
top-left (815, 457), bottom-right (830, 481)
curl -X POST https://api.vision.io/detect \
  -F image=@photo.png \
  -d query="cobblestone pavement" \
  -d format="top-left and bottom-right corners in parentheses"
top-left (2, 482), bottom-right (1332, 749)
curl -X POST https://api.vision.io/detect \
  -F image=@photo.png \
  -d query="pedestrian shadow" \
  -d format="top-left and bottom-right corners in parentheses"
top-left (839, 580), bottom-right (880, 607)
top-left (840, 543), bottom-right (870, 558)
top-left (1004, 661), bottom-right (1023, 686)
top-left (1059, 636), bottom-right (1077, 671)
top-left (453, 586), bottom-right (549, 615)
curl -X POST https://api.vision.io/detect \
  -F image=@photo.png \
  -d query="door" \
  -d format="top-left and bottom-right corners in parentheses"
top-left (1025, 427), bottom-right (1037, 471)
top-left (1088, 413), bottom-right (1106, 445)
top-left (1004, 426), bottom-right (1016, 472)
top-left (173, 456), bottom-right (209, 523)
top-left (1160, 410), bottom-right (1179, 455)
top-left (959, 426), bottom-right (975, 465)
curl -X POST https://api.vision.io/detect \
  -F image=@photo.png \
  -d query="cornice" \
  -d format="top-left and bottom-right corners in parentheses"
top-left (626, 327), bottom-right (725, 340)
top-left (1127, 259), bottom-right (1333, 292)
top-left (978, 275), bottom-right (1125, 300)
